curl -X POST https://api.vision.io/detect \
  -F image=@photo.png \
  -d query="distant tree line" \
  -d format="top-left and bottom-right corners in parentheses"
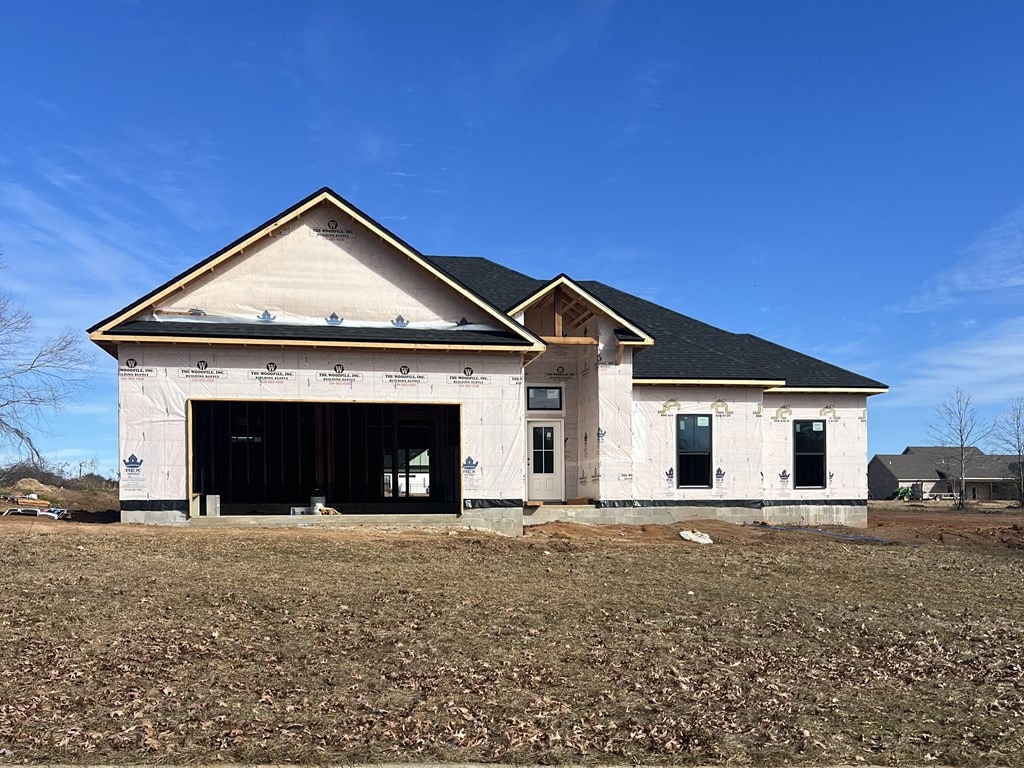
top-left (0, 457), bottom-right (116, 493)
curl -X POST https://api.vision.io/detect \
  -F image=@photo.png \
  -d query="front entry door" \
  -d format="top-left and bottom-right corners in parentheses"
top-left (527, 420), bottom-right (564, 502)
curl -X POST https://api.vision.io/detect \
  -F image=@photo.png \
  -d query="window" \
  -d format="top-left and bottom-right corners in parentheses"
top-left (527, 386), bottom-right (562, 411)
top-left (532, 424), bottom-right (556, 474)
top-left (794, 420), bottom-right (826, 488)
top-left (676, 414), bottom-right (712, 487)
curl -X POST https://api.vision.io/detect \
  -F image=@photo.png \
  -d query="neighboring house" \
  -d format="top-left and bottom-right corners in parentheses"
top-left (868, 446), bottom-right (1019, 501)
top-left (89, 188), bottom-right (887, 533)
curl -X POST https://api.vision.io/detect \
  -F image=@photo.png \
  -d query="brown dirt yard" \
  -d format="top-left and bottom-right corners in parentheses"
top-left (2, 502), bottom-right (1023, 766)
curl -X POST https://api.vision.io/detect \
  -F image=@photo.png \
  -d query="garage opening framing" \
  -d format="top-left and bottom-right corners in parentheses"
top-left (188, 400), bottom-right (461, 515)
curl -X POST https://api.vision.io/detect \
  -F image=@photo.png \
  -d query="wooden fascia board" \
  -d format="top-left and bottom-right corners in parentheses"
top-left (508, 276), bottom-right (654, 344)
top-left (88, 331), bottom-right (543, 355)
top-left (93, 189), bottom-right (541, 349)
top-left (633, 378), bottom-right (787, 387)
top-left (764, 386), bottom-right (889, 395)
top-left (540, 336), bottom-right (598, 345)
top-left (618, 338), bottom-right (655, 347)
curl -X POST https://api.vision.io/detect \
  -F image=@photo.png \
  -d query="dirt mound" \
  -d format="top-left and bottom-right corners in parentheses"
top-left (12, 477), bottom-right (53, 494)
top-left (2, 478), bottom-right (118, 513)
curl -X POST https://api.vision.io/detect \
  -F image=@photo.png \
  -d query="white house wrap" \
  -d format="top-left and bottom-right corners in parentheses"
top-left (90, 188), bottom-right (887, 533)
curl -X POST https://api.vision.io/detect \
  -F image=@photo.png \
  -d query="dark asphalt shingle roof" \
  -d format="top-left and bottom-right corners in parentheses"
top-left (108, 321), bottom-right (532, 347)
top-left (97, 221), bottom-right (886, 388)
top-left (425, 256), bottom-right (545, 311)
top-left (871, 453), bottom-right (948, 481)
top-left (873, 448), bottom-right (1019, 481)
top-left (425, 256), bottom-right (886, 389)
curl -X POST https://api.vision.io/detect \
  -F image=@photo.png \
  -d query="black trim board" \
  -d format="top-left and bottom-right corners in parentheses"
top-left (108, 321), bottom-right (532, 347)
top-left (763, 498), bottom-right (867, 507)
top-left (596, 498), bottom-right (867, 509)
top-left (463, 499), bottom-right (524, 509)
top-left (121, 500), bottom-right (189, 512)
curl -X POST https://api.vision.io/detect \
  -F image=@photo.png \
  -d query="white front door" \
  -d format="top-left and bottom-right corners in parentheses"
top-left (527, 420), bottom-right (564, 502)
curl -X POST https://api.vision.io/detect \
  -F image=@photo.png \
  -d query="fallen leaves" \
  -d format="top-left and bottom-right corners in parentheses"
top-left (0, 523), bottom-right (1023, 765)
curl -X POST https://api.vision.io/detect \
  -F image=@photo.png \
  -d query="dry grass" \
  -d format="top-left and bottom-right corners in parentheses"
top-left (2, 518), bottom-right (1024, 765)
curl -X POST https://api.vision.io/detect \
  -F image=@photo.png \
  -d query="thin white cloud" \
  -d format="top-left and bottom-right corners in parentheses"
top-left (622, 59), bottom-right (680, 141)
top-left (0, 181), bottom-right (166, 318)
top-left (63, 400), bottom-right (117, 417)
top-left (902, 206), bottom-right (1024, 313)
top-left (493, 0), bottom-right (614, 85)
top-left (32, 99), bottom-right (67, 117)
top-left (883, 316), bottom-right (1024, 407)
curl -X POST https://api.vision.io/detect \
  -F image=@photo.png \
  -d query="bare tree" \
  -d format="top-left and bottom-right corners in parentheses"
top-left (928, 387), bottom-right (988, 509)
top-left (0, 260), bottom-right (91, 461)
top-left (991, 397), bottom-right (1024, 508)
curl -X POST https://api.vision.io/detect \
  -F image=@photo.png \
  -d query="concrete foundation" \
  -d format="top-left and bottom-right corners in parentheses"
top-left (122, 509), bottom-right (189, 525)
top-left (523, 503), bottom-right (867, 529)
top-left (122, 502), bottom-right (865, 533)
top-left (186, 508), bottom-right (524, 536)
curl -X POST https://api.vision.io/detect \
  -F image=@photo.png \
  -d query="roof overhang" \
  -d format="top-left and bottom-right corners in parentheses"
top-left (633, 378), bottom-right (787, 387)
top-left (764, 386), bottom-right (889, 395)
top-left (92, 334), bottom-right (534, 355)
top-left (508, 275), bottom-right (654, 347)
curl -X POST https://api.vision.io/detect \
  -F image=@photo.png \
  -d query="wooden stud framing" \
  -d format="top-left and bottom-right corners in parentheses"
top-left (553, 285), bottom-right (563, 337)
top-left (508, 276), bottom-right (654, 347)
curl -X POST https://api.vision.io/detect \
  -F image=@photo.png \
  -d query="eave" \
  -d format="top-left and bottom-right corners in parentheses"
top-left (764, 386), bottom-right (890, 395)
top-left (633, 378), bottom-right (787, 387)
top-left (88, 331), bottom-right (544, 358)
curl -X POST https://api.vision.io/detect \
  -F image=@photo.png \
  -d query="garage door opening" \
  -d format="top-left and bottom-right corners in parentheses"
top-left (190, 401), bottom-right (460, 515)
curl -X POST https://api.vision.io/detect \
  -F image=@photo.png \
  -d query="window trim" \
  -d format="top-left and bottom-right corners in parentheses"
top-left (793, 419), bottom-right (827, 489)
top-left (676, 413), bottom-right (712, 488)
top-left (526, 386), bottom-right (563, 412)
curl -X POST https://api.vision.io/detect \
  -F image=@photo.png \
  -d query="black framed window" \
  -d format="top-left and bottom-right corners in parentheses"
top-left (527, 386), bottom-right (562, 411)
top-left (676, 414), bottom-right (712, 487)
top-left (794, 420), bottom-right (826, 488)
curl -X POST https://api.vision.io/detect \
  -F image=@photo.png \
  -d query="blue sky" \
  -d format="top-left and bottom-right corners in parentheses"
top-left (1, 1), bottom-right (1023, 477)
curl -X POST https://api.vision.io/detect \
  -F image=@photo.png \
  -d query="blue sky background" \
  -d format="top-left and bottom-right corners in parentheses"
top-left (1, 1), bottom-right (1023, 478)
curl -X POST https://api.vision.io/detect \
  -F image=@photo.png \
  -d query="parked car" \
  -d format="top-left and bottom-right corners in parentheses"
top-left (37, 508), bottom-right (70, 520)
top-left (3, 507), bottom-right (38, 516)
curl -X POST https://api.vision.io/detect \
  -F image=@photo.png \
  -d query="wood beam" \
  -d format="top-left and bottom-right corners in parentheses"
top-left (540, 336), bottom-right (598, 345)
top-left (553, 285), bottom-right (563, 337)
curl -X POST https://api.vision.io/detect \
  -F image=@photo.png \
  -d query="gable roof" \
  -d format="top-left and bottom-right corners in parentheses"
top-left (426, 256), bottom-right (887, 391)
top-left (505, 274), bottom-right (654, 346)
top-left (903, 446), bottom-right (986, 460)
top-left (87, 188), bottom-right (887, 392)
top-left (88, 188), bottom-right (544, 355)
top-left (871, 453), bottom-right (948, 482)
top-left (873, 447), bottom-right (1019, 481)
